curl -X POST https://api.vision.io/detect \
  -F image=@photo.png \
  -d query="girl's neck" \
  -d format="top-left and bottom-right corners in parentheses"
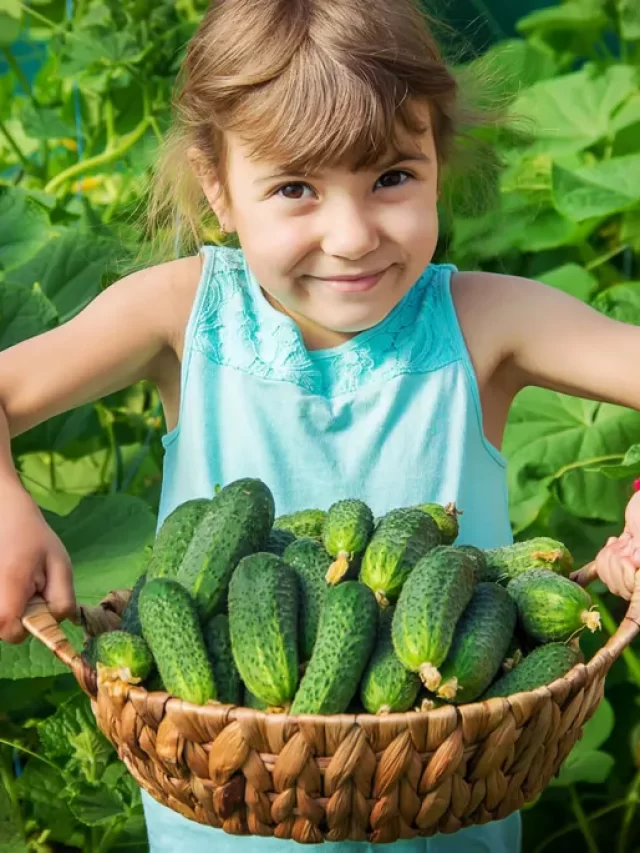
top-left (262, 289), bottom-right (356, 351)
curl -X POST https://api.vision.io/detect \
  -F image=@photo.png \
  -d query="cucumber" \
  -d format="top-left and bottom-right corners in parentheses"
top-left (274, 509), bottom-right (326, 541)
top-left (416, 502), bottom-right (460, 545)
top-left (266, 528), bottom-right (296, 557)
top-left (138, 578), bottom-right (216, 705)
top-left (507, 569), bottom-right (601, 642)
top-left (202, 613), bottom-right (242, 705)
top-left (95, 630), bottom-right (154, 681)
top-left (359, 508), bottom-right (441, 607)
top-left (146, 498), bottom-right (211, 579)
top-left (482, 642), bottom-right (582, 699)
top-left (119, 572), bottom-right (147, 636)
top-left (228, 552), bottom-right (299, 709)
top-left (360, 608), bottom-right (420, 714)
top-left (323, 499), bottom-right (374, 584)
top-left (283, 537), bottom-right (331, 661)
top-left (456, 545), bottom-right (494, 582)
top-left (290, 581), bottom-right (378, 715)
top-left (392, 546), bottom-right (475, 692)
top-left (243, 687), bottom-right (268, 710)
top-left (484, 537), bottom-right (573, 582)
top-left (436, 583), bottom-right (517, 703)
top-left (177, 478), bottom-right (275, 619)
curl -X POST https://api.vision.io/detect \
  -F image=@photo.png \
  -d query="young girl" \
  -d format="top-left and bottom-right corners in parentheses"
top-left (2, 0), bottom-right (639, 850)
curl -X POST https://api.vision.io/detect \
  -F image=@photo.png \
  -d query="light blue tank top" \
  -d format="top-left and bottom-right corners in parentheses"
top-left (141, 245), bottom-right (522, 853)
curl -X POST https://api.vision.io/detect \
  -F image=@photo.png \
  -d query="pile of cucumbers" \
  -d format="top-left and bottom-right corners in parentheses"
top-left (85, 478), bottom-right (600, 715)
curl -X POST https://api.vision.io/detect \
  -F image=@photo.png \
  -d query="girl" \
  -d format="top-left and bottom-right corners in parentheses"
top-left (1, 0), bottom-right (639, 850)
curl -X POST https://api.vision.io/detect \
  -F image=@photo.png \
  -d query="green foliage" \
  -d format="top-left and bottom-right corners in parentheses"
top-left (0, 0), bottom-right (639, 850)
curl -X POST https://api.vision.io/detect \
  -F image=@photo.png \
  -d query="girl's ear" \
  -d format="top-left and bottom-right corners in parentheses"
top-left (187, 145), bottom-right (234, 232)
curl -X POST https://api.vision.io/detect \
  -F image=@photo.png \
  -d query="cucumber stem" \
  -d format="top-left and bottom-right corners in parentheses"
top-left (436, 677), bottom-right (459, 700)
top-left (377, 705), bottom-right (391, 715)
top-left (419, 663), bottom-right (442, 692)
top-left (374, 590), bottom-right (391, 608)
top-left (325, 552), bottom-right (350, 585)
top-left (581, 608), bottom-right (602, 633)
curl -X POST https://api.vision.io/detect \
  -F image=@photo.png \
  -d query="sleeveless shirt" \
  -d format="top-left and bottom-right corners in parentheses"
top-left (140, 245), bottom-right (522, 853)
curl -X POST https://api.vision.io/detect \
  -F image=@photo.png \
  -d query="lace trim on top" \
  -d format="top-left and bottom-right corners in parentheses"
top-left (191, 246), bottom-right (459, 398)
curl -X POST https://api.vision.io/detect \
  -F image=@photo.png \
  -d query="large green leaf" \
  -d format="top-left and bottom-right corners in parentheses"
top-left (592, 282), bottom-right (640, 324)
top-left (0, 187), bottom-right (53, 272)
top-left (6, 231), bottom-right (123, 321)
top-left (538, 263), bottom-right (597, 301)
top-left (504, 388), bottom-right (640, 530)
top-left (0, 281), bottom-right (58, 350)
top-left (552, 154), bottom-right (640, 222)
top-left (0, 621), bottom-right (84, 682)
top-left (12, 405), bottom-right (102, 460)
top-left (550, 699), bottom-right (615, 786)
top-left (510, 65), bottom-right (639, 156)
top-left (618, 0), bottom-right (640, 39)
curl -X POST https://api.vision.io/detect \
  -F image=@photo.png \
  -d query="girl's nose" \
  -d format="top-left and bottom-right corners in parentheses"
top-left (320, 203), bottom-right (381, 259)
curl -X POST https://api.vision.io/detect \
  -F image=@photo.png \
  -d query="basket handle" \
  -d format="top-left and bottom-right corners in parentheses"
top-left (21, 596), bottom-right (97, 697)
top-left (571, 561), bottom-right (640, 661)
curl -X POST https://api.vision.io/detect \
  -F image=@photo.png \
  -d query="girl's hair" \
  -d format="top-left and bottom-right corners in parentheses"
top-left (146, 0), bottom-right (499, 258)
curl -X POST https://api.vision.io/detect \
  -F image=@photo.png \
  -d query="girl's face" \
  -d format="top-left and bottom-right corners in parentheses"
top-left (201, 115), bottom-right (440, 349)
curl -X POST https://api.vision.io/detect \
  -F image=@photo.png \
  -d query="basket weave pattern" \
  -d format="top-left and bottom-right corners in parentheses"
top-left (22, 564), bottom-right (640, 844)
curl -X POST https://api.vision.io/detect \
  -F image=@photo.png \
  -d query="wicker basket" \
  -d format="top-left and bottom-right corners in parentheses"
top-left (22, 563), bottom-right (640, 844)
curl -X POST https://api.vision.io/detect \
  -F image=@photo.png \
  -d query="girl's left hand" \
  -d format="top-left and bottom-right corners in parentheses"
top-left (593, 489), bottom-right (640, 600)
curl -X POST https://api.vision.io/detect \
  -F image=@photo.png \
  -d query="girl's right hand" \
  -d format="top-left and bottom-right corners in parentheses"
top-left (0, 488), bottom-right (77, 644)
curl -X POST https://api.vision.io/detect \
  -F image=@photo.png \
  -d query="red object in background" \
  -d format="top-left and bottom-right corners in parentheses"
top-left (634, 479), bottom-right (640, 492)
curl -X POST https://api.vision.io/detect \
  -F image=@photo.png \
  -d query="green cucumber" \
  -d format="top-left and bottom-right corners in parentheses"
top-left (228, 552), bottom-right (299, 709)
top-left (360, 608), bottom-right (420, 714)
top-left (323, 499), bottom-right (374, 584)
top-left (243, 687), bottom-right (268, 711)
top-left (177, 478), bottom-right (275, 619)
top-left (202, 613), bottom-right (242, 705)
top-left (359, 508), bottom-right (441, 606)
top-left (456, 545), bottom-right (494, 583)
top-left (290, 581), bottom-right (378, 715)
top-left (416, 502), bottom-right (460, 545)
top-left (138, 578), bottom-right (216, 705)
top-left (119, 572), bottom-right (147, 636)
top-left (283, 537), bottom-right (331, 661)
top-left (392, 546), bottom-right (475, 692)
top-left (146, 499), bottom-right (211, 579)
top-left (484, 537), bottom-right (573, 582)
top-left (507, 569), bottom-right (601, 642)
top-left (436, 583), bottom-right (517, 703)
top-left (266, 528), bottom-right (297, 557)
top-left (482, 642), bottom-right (582, 699)
top-left (274, 509), bottom-right (326, 541)
top-left (95, 631), bottom-right (154, 681)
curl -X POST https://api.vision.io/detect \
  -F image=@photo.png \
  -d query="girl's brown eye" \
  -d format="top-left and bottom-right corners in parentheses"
top-left (277, 183), bottom-right (309, 200)
top-left (377, 170), bottom-right (411, 189)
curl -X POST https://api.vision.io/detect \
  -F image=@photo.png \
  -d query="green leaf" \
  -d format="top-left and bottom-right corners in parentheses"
top-left (67, 786), bottom-right (126, 826)
top-left (0, 621), bottom-right (84, 681)
top-left (20, 104), bottom-right (75, 142)
top-left (517, 0), bottom-right (608, 38)
top-left (504, 388), bottom-right (640, 525)
top-left (510, 65), bottom-right (639, 156)
top-left (0, 13), bottom-right (21, 47)
top-left (618, 0), bottom-right (640, 40)
top-left (0, 187), bottom-right (53, 272)
top-left (43, 493), bottom-right (155, 605)
top-left (0, 281), bottom-right (58, 350)
top-left (550, 700), bottom-right (615, 786)
top-left (592, 282), bottom-right (640, 325)
top-left (12, 405), bottom-right (102, 460)
top-left (587, 443), bottom-right (640, 480)
top-left (463, 38), bottom-right (558, 99)
top-left (6, 231), bottom-right (123, 321)
top-left (552, 154), bottom-right (640, 222)
top-left (538, 263), bottom-right (597, 301)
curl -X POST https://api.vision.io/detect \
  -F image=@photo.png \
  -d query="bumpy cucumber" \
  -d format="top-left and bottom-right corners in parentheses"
top-left (507, 569), bottom-right (601, 642)
top-left (416, 502), bottom-right (460, 545)
top-left (290, 581), bottom-right (378, 715)
top-left (436, 583), bottom-right (517, 703)
top-left (96, 631), bottom-right (154, 681)
top-left (392, 546), bottom-right (475, 691)
top-left (243, 687), bottom-right (267, 711)
top-left (119, 572), bottom-right (147, 636)
top-left (360, 608), bottom-right (420, 714)
top-left (485, 537), bottom-right (573, 582)
top-left (482, 642), bottom-right (582, 699)
top-left (177, 478), bottom-right (275, 619)
top-left (228, 552), bottom-right (299, 709)
top-left (274, 509), bottom-right (326, 541)
top-left (266, 528), bottom-right (296, 557)
top-left (138, 578), bottom-right (216, 705)
top-left (359, 508), bottom-right (441, 607)
top-left (456, 545), bottom-right (495, 582)
top-left (283, 537), bottom-right (331, 661)
top-left (323, 499), bottom-right (375, 584)
top-left (202, 613), bottom-right (242, 705)
top-left (146, 498), bottom-right (211, 579)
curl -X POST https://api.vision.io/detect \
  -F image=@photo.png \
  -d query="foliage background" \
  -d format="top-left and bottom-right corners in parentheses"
top-left (1, 0), bottom-right (640, 850)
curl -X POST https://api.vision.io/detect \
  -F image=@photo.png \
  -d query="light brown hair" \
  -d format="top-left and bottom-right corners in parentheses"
top-left (146, 0), bottom-right (498, 258)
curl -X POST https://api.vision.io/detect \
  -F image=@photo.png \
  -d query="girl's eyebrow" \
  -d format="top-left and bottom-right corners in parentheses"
top-left (255, 151), bottom-right (431, 184)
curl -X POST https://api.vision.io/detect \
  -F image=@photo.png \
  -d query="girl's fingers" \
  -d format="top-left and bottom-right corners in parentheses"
top-left (619, 556), bottom-right (638, 600)
top-left (596, 544), bottom-right (624, 598)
